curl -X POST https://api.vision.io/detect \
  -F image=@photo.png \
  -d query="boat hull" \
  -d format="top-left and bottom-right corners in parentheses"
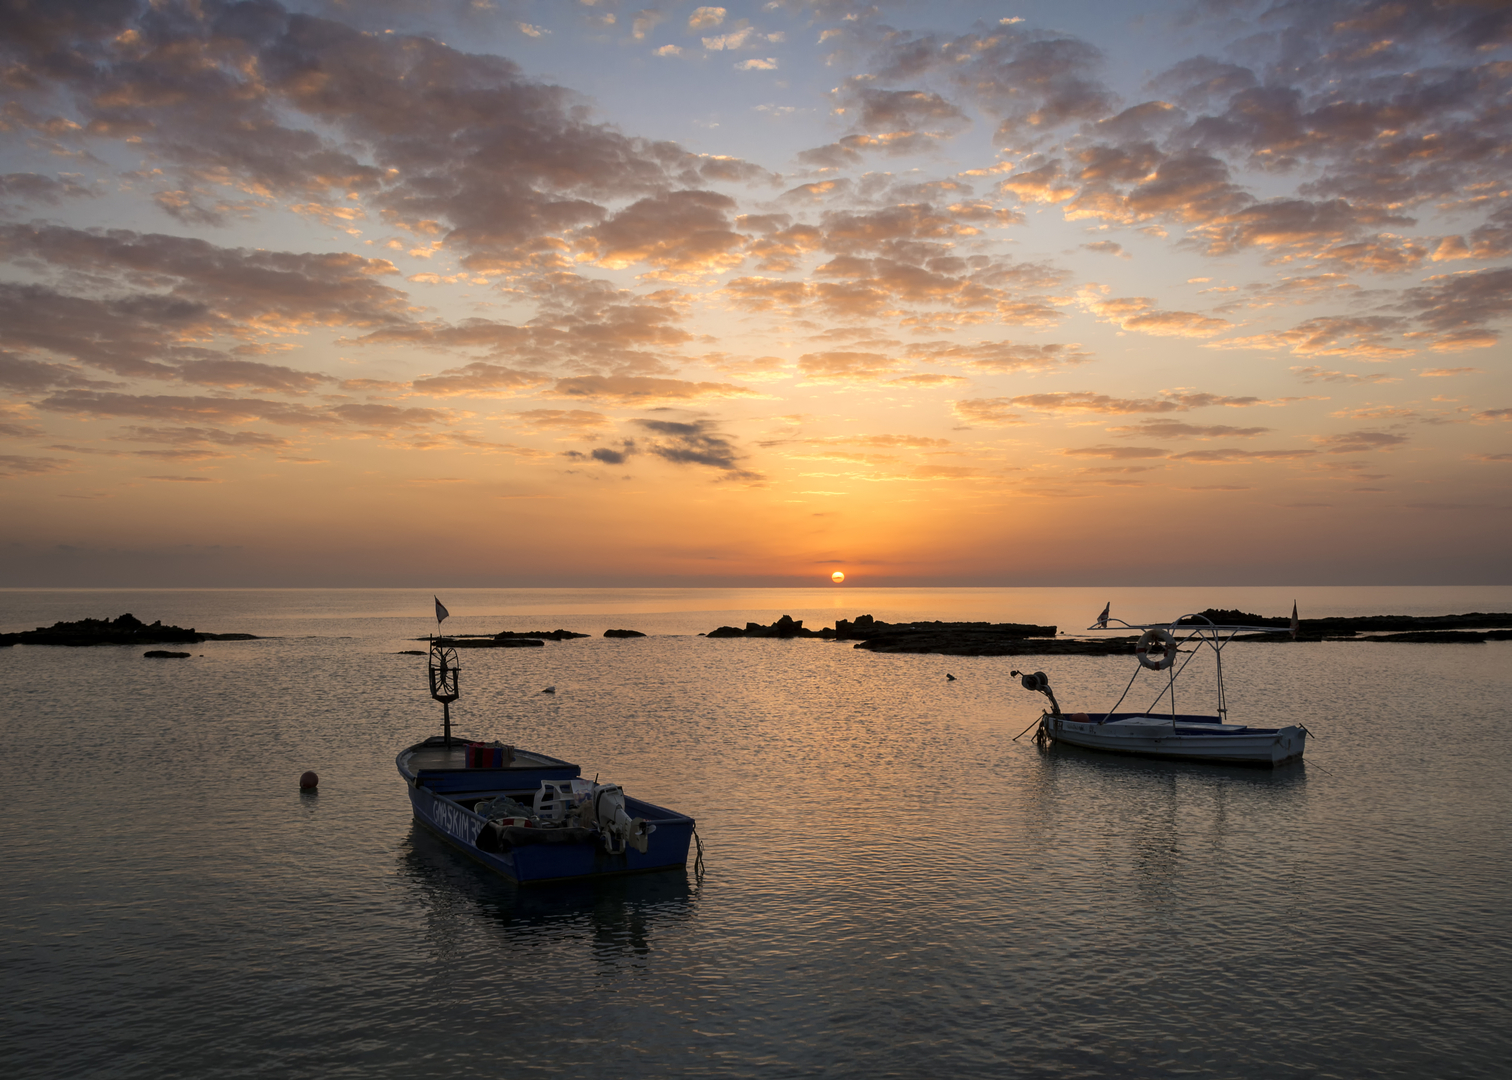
top-left (1042, 713), bottom-right (1306, 766)
top-left (397, 739), bottom-right (694, 883)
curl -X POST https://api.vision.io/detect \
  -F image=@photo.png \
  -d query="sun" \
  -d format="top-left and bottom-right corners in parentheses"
top-left (831, 571), bottom-right (845, 583)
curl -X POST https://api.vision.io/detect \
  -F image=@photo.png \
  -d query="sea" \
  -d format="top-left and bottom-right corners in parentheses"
top-left (2, 586), bottom-right (1510, 1079)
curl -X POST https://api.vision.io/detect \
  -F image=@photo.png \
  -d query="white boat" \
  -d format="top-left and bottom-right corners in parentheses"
top-left (1014, 610), bottom-right (1309, 766)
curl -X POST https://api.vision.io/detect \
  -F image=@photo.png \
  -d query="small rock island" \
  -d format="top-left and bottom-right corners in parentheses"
top-left (425, 629), bottom-right (590, 649)
top-left (0, 613), bottom-right (258, 648)
top-left (705, 613), bottom-right (1130, 656)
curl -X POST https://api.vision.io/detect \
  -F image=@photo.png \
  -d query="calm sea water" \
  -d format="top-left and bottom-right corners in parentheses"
top-left (2, 587), bottom-right (1510, 1078)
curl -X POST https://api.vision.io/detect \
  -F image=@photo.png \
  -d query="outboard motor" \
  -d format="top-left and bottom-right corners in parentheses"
top-left (1011, 669), bottom-right (1062, 716)
top-left (585, 783), bottom-right (654, 855)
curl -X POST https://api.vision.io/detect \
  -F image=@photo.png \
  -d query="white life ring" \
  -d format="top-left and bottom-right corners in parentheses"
top-left (1136, 628), bottom-right (1177, 671)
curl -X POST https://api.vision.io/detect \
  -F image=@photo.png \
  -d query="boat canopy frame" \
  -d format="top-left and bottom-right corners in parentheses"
top-left (1087, 613), bottom-right (1288, 726)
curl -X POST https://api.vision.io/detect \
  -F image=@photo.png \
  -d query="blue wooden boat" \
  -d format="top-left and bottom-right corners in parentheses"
top-left (397, 616), bottom-right (696, 884)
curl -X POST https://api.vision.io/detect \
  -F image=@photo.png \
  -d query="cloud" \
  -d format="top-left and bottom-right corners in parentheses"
top-left (358, 276), bottom-right (695, 376)
top-left (1083, 292), bottom-right (1231, 337)
top-left (1062, 445), bottom-right (1170, 459)
top-left (632, 418), bottom-right (760, 479)
top-left (1290, 366), bottom-right (1401, 385)
top-left (36, 390), bottom-right (447, 430)
top-left (1167, 448), bottom-right (1318, 463)
top-left (0, 225), bottom-right (413, 384)
top-left (1400, 267), bottom-right (1512, 350)
top-left (689, 7), bottom-right (726, 31)
top-left (1315, 430), bottom-right (1410, 454)
top-left (1107, 420), bottom-right (1270, 439)
top-left (0, 172), bottom-right (96, 208)
top-left (175, 359), bottom-right (327, 392)
top-left (581, 190), bottom-right (746, 276)
top-left (410, 363), bottom-right (549, 398)
top-left (546, 375), bottom-right (762, 404)
top-left (0, 454), bottom-right (73, 477)
top-left (951, 399), bottom-right (1025, 427)
top-left (995, 390), bottom-right (1263, 415)
top-left (1188, 198), bottom-right (1413, 260)
top-left (1215, 316), bottom-right (1409, 360)
top-left (872, 25), bottom-right (1116, 146)
top-left (507, 409), bottom-right (611, 435)
top-left (905, 340), bottom-right (1093, 373)
top-left (796, 351), bottom-right (906, 383)
top-left (799, 84), bottom-right (970, 165)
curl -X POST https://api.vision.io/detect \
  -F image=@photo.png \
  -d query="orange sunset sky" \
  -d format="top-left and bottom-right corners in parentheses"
top-left (1, 0), bottom-right (1509, 586)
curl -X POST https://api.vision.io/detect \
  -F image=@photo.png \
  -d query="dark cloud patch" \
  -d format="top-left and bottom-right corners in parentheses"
top-left (115, 426), bottom-right (292, 451)
top-left (1316, 430), bottom-right (1410, 454)
top-left (175, 359), bottom-right (326, 392)
top-left (358, 276), bottom-right (693, 377)
top-left (1189, 198), bottom-right (1413, 259)
top-left (1399, 268), bottom-right (1512, 350)
top-left (876, 26), bottom-right (1116, 147)
top-left (0, 172), bottom-right (96, 208)
top-left (798, 83), bottom-right (971, 165)
top-left (631, 418), bottom-right (760, 479)
top-left (0, 454), bottom-right (73, 477)
top-left (0, 224), bottom-right (408, 329)
top-left (582, 189), bottom-right (745, 276)
top-left (1003, 390), bottom-right (1262, 415)
top-left (0, 1), bottom-right (772, 271)
top-left (547, 375), bottom-right (762, 404)
top-left (0, 349), bottom-right (114, 391)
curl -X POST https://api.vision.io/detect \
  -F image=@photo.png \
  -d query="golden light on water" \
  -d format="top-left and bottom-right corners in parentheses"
top-left (832, 571), bottom-right (845, 583)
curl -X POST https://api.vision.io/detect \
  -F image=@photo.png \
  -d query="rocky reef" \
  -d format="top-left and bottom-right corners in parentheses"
top-left (604, 629), bottom-right (646, 638)
top-left (424, 629), bottom-right (588, 649)
top-left (1182, 608), bottom-right (1512, 643)
top-left (706, 614), bottom-right (822, 638)
top-left (1, 613), bottom-right (258, 647)
top-left (704, 613), bottom-right (1140, 657)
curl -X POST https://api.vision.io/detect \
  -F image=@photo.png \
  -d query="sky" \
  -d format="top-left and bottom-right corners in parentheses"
top-left (0, 0), bottom-right (1509, 588)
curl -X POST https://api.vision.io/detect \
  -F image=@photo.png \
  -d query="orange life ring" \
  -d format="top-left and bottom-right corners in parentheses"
top-left (1136, 628), bottom-right (1177, 671)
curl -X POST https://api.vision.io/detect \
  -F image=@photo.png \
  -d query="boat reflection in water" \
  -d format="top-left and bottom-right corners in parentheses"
top-left (399, 823), bottom-right (697, 960)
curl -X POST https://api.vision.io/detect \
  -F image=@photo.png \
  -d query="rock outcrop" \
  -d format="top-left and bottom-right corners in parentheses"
top-left (701, 612), bottom-right (1140, 656)
top-left (706, 614), bottom-right (821, 638)
top-left (0, 613), bottom-right (257, 647)
top-left (1183, 608), bottom-right (1512, 641)
top-left (604, 629), bottom-right (646, 638)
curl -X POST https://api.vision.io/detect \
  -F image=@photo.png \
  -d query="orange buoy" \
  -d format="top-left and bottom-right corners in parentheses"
top-left (299, 771), bottom-right (319, 790)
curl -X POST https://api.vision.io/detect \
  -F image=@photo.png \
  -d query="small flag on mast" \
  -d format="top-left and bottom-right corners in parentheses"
top-left (1290, 600), bottom-right (1298, 641)
top-left (1096, 601), bottom-right (1110, 628)
top-left (434, 597), bottom-right (450, 625)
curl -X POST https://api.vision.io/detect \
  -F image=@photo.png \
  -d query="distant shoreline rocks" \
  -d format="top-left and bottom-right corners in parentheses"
top-left (1185, 608), bottom-right (1512, 643)
top-left (700, 610), bottom-right (1512, 657)
top-left (604, 629), bottom-right (646, 638)
top-left (0, 613), bottom-right (258, 648)
top-left (703, 613), bottom-right (1100, 656)
top-left (421, 629), bottom-right (589, 649)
